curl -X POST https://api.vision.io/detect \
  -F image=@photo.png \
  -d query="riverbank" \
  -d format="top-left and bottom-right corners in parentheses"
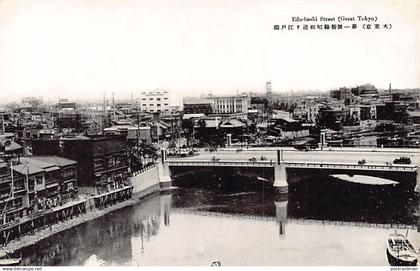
top-left (3, 185), bottom-right (161, 253)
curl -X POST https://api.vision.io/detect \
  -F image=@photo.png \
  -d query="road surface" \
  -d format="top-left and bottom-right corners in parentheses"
top-left (167, 147), bottom-right (420, 165)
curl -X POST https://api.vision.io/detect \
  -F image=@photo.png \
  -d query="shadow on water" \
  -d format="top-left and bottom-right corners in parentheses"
top-left (18, 194), bottom-right (164, 266)
top-left (16, 169), bottom-right (419, 266)
top-left (288, 176), bottom-right (419, 225)
top-left (173, 169), bottom-right (419, 226)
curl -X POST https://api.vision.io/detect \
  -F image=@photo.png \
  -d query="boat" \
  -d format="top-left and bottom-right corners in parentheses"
top-left (0, 250), bottom-right (21, 266)
top-left (387, 232), bottom-right (418, 266)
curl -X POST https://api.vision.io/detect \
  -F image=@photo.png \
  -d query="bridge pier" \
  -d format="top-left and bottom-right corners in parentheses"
top-left (274, 198), bottom-right (288, 239)
top-left (159, 149), bottom-right (173, 190)
top-left (273, 163), bottom-right (288, 195)
top-left (415, 168), bottom-right (420, 193)
top-left (160, 192), bottom-right (172, 227)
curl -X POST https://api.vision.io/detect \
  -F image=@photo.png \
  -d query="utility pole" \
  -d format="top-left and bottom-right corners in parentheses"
top-left (137, 101), bottom-right (140, 168)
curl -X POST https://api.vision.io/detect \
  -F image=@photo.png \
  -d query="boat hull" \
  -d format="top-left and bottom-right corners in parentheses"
top-left (0, 258), bottom-right (21, 266)
top-left (387, 249), bottom-right (418, 266)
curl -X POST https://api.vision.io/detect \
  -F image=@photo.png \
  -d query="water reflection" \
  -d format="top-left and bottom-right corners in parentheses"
top-left (17, 174), bottom-right (420, 266)
top-left (20, 194), bottom-right (165, 266)
top-left (274, 199), bottom-right (288, 238)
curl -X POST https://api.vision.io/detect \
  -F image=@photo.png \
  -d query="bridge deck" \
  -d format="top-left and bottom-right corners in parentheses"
top-left (168, 160), bottom-right (417, 172)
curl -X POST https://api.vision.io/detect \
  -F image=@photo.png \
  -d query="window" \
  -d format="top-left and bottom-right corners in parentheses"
top-left (142, 98), bottom-right (146, 100)
top-left (36, 176), bottom-right (43, 185)
top-left (150, 104), bottom-right (153, 106)
top-left (164, 103), bottom-right (168, 106)
top-left (164, 97), bottom-right (168, 100)
top-left (142, 104), bottom-right (146, 106)
top-left (149, 98), bottom-right (153, 100)
top-left (157, 98), bottom-right (161, 101)
top-left (157, 104), bottom-right (161, 107)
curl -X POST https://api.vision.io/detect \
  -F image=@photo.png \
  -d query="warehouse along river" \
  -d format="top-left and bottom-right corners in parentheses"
top-left (17, 176), bottom-right (420, 266)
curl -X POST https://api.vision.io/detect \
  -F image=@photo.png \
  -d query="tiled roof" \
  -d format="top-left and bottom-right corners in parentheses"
top-left (12, 163), bottom-right (44, 175)
top-left (23, 156), bottom-right (77, 167)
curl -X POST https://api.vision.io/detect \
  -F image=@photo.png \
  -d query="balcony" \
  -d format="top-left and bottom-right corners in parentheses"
top-left (45, 179), bottom-right (60, 187)
top-left (5, 203), bottom-right (24, 213)
top-left (13, 187), bottom-right (26, 195)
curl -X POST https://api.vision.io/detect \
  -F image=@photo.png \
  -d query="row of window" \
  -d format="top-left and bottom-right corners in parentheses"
top-left (141, 109), bottom-right (170, 112)
top-left (141, 97), bottom-right (169, 100)
top-left (141, 103), bottom-right (169, 107)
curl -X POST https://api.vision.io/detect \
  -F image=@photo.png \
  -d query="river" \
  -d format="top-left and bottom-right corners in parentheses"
top-left (17, 175), bottom-right (420, 266)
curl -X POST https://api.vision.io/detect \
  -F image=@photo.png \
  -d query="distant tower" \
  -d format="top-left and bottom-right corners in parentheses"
top-left (389, 83), bottom-right (392, 95)
top-left (266, 82), bottom-right (272, 104)
top-left (0, 115), bottom-right (4, 135)
top-left (112, 92), bottom-right (116, 122)
top-left (102, 92), bottom-right (107, 131)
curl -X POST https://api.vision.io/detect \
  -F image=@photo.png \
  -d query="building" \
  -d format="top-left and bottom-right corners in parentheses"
top-left (32, 135), bottom-right (129, 195)
top-left (317, 108), bottom-right (347, 131)
top-left (54, 112), bottom-right (88, 133)
top-left (268, 117), bottom-right (310, 139)
top-left (21, 97), bottom-right (43, 108)
top-left (57, 99), bottom-right (77, 111)
top-left (330, 87), bottom-right (352, 100)
top-left (376, 101), bottom-right (409, 123)
top-left (218, 119), bottom-right (248, 142)
top-left (104, 125), bottom-right (152, 144)
top-left (0, 156), bottom-right (78, 225)
top-left (139, 89), bottom-right (170, 113)
top-left (183, 98), bottom-right (213, 115)
top-left (209, 94), bottom-right (250, 114)
top-left (0, 161), bottom-right (26, 224)
top-left (19, 156), bottom-right (78, 207)
top-left (352, 84), bottom-right (379, 98)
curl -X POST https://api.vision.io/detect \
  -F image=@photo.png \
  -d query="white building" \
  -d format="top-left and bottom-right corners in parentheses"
top-left (139, 89), bottom-right (170, 113)
top-left (209, 94), bottom-right (250, 114)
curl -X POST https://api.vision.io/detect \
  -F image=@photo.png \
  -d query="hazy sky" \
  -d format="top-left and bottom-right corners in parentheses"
top-left (0, 0), bottom-right (419, 104)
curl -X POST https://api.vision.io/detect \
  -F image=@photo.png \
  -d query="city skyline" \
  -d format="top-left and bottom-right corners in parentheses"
top-left (0, 0), bottom-right (419, 103)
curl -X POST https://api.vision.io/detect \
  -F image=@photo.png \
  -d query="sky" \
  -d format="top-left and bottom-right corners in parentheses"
top-left (0, 0), bottom-right (419, 104)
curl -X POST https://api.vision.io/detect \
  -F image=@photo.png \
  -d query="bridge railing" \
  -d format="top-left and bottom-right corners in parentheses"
top-left (168, 160), bottom-right (274, 167)
top-left (284, 162), bottom-right (417, 172)
top-left (168, 159), bottom-right (417, 172)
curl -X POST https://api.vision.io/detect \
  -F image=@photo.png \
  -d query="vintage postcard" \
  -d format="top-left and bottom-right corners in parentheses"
top-left (0, 0), bottom-right (419, 268)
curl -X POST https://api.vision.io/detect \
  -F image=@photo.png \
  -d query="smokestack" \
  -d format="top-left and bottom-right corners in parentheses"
top-left (389, 83), bottom-right (392, 95)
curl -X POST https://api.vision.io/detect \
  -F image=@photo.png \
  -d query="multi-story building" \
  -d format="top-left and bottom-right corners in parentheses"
top-left (139, 89), bottom-right (170, 113)
top-left (183, 98), bottom-right (213, 115)
top-left (19, 156), bottom-right (78, 205)
top-left (352, 84), bottom-right (379, 98)
top-left (0, 156), bottom-right (78, 225)
top-left (330, 87), bottom-right (353, 100)
top-left (317, 108), bottom-right (347, 131)
top-left (209, 94), bottom-right (250, 114)
top-left (32, 135), bottom-right (129, 195)
top-left (376, 101), bottom-right (409, 123)
top-left (0, 161), bottom-right (26, 224)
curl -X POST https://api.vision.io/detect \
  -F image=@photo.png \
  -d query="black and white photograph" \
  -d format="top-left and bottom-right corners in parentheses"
top-left (0, 0), bottom-right (419, 268)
